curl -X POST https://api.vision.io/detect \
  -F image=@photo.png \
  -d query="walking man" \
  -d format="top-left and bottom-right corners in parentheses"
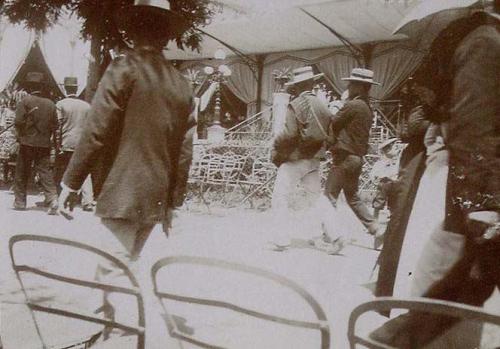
top-left (13, 72), bottom-right (59, 214)
top-left (324, 68), bottom-right (381, 236)
top-left (270, 66), bottom-right (333, 250)
top-left (54, 77), bottom-right (93, 211)
top-left (58, 0), bottom-right (195, 345)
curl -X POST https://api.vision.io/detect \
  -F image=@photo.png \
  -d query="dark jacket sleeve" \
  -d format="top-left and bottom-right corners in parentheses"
top-left (446, 27), bottom-right (500, 219)
top-left (63, 57), bottom-right (135, 190)
top-left (14, 99), bottom-right (27, 133)
top-left (330, 101), bottom-right (355, 132)
top-left (272, 105), bottom-right (299, 166)
top-left (171, 112), bottom-right (196, 207)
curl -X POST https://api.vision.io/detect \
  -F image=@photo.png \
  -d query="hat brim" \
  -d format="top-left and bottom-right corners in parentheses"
top-left (116, 5), bottom-right (187, 35)
top-left (342, 77), bottom-right (381, 86)
top-left (284, 73), bottom-right (324, 86)
top-left (379, 138), bottom-right (398, 150)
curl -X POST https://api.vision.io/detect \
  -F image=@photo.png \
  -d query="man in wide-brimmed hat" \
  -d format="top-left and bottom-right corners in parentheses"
top-left (54, 77), bottom-right (93, 211)
top-left (13, 72), bottom-right (59, 214)
top-left (58, 0), bottom-right (195, 345)
top-left (324, 68), bottom-right (382, 236)
top-left (269, 66), bottom-right (336, 251)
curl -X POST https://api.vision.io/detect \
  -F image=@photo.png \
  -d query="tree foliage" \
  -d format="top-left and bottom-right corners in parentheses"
top-left (0, 0), bottom-right (220, 54)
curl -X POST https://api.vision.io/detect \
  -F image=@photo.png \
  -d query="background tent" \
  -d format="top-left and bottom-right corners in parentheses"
top-left (174, 0), bottom-right (435, 115)
top-left (0, 15), bottom-right (89, 98)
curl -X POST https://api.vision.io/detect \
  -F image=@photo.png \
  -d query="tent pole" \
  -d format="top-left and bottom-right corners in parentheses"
top-left (255, 55), bottom-right (265, 114)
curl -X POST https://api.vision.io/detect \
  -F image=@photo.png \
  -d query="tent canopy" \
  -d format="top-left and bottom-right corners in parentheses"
top-left (165, 0), bottom-right (420, 60)
top-left (0, 15), bottom-right (89, 95)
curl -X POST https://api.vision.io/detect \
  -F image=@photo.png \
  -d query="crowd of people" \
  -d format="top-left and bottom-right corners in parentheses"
top-left (5, 0), bottom-right (499, 347)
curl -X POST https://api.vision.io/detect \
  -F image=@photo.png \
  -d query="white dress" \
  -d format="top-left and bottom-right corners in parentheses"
top-left (392, 125), bottom-right (450, 298)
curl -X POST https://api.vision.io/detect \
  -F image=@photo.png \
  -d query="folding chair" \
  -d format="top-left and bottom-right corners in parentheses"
top-left (9, 234), bottom-right (145, 349)
top-left (348, 297), bottom-right (500, 349)
top-left (151, 256), bottom-right (331, 348)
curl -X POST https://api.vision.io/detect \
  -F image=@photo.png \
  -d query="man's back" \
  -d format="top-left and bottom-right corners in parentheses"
top-left (331, 98), bottom-right (373, 157)
top-left (15, 94), bottom-right (57, 148)
top-left (56, 97), bottom-right (90, 151)
top-left (64, 47), bottom-right (195, 222)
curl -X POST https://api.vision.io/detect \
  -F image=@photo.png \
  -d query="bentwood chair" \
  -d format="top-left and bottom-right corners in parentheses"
top-left (151, 256), bottom-right (331, 349)
top-left (8, 234), bottom-right (145, 349)
top-left (348, 297), bottom-right (500, 349)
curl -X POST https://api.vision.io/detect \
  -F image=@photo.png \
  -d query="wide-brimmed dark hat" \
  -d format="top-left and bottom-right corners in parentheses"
top-left (25, 72), bottom-right (45, 84)
top-left (115, 0), bottom-right (187, 36)
top-left (63, 77), bottom-right (78, 87)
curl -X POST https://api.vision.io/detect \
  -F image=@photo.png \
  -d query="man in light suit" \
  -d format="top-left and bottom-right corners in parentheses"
top-left (54, 77), bottom-right (93, 211)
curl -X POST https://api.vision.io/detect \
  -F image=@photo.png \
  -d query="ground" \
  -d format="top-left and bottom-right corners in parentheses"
top-left (0, 189), bottom-right (498, 348)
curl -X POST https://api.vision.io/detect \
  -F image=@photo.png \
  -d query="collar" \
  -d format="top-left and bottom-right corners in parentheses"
top-left (31, 91), bottom-right (42, 96)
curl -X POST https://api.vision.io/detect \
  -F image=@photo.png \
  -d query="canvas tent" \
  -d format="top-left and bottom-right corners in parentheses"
top-left (0, 15), bottom-right (89, 97)
top-left (170, 0), bottom-right (436, 115)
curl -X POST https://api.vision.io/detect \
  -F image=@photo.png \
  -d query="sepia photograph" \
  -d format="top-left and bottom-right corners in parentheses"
top-left (0, 0), bottom-right (498, 348)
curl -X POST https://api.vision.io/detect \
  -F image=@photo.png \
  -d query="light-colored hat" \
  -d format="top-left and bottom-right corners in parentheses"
top-left (116, 0), bottom-right (185, 34)
top-left (284, 66), bottom-right (324, 86)
top-left (342, 68), bottom-right (380, 86)
top-left (379, 138), bottom-right (398, 151)
top-left (63, 77), bottom-right (78, 87)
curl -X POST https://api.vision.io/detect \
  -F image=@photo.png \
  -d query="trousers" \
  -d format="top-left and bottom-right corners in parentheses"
top-left (94, 218), bottom-right (176, 348)
top-left (54, 151), bottom-right (93, 206)
top-left (14, 144), bottom-right (57, 207)
top-left (324, 153), bottom-right (376, 233)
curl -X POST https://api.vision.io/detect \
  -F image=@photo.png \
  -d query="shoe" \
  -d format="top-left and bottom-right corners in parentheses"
top-left (82, 204), bottom-right (93, 212)
top-left (35, 201), bottom-right (50, 208)
top-left (268, 242), bottom-right (290, 252)
top-left (47, 201), bottom-right (58, 215)
top-left (13, 203), bottom-right (26, 211)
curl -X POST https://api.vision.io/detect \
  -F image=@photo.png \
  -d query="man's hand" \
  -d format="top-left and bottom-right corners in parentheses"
top-left (162, 208), bottom-right (179, 238)
top-left (58, 185), bottom-right (79, 220)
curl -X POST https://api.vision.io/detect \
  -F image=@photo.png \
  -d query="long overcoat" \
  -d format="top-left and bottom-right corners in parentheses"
top-left (63, 47), bottom-right (195, 224)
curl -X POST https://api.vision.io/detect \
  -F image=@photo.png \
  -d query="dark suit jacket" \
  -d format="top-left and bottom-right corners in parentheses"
top-left (445, 24), bottom-right (500, 235)
top-left (63, 47), bottom-right (195, 223)
top-left (15, 93), bottom-right (58, 148)
top-left (330, 97), bottom-right (373, 157)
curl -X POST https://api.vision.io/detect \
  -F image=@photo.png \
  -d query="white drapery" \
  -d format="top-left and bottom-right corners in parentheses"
top-left (40, 16), bottom-right (90, 96)
top-left (0, 18), bottom-right (34, 92)
top-left (370, 43), bottom-right (426, 100)
top-left (179, 42), bottom-right (427, 116)
top-left (315, 51), bottom-right (359, 96)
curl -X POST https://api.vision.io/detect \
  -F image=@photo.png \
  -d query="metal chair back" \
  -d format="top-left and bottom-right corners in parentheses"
top-left (348, 297), bottom-right (500, 349)
top-left (9, 234), bottom-right (145, 349)
top-left (151, 255), bottom-right (331, 349)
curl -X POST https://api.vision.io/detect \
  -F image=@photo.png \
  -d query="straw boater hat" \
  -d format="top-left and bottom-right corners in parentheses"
top-left (284, 66), bottom-right (324, 86)
top-left (115, 0), bottom-right (186, 35)
top-left (342, 68), bottom-right (380, 86)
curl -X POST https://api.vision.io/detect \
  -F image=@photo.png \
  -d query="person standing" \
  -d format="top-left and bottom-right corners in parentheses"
top-left (58, 0), bottom-right (195, 345)
top-left (54, 77), bottom-right (93, 211)
top-left (13, 72), bottom-right (59, 214)
top-left (270, 66), bottom-right (334, 251)
top-left (371, 4), bottom-right (499, 347)
top-left (324, 68), bottom-right (381, 236)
